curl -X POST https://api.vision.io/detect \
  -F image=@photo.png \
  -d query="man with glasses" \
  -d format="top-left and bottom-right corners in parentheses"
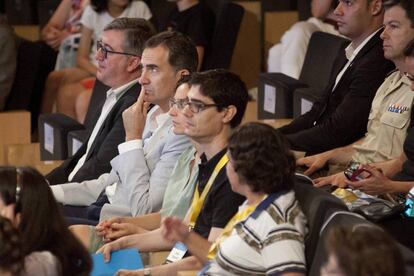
top-left (97, 69), bottom-right (249, 276)
top-left (47, 18), bottom-right (155, 186)
top-left (51, 31), bottom-right (195, 226)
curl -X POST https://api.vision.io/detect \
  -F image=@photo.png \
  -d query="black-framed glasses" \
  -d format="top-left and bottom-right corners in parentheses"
top-left (96, 40), bottom-right (139, 59)
top-left (169, 98), bottom-right (189, 110)
top-left (405, 72), bottom-right (414, 82)
top-left (186, 101), bottom-right (223, 113)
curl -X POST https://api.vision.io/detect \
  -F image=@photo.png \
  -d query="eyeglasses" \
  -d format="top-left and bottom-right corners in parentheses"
top-left (96, 40), bottom-right (139, 59)
top-left (405, 72), bottom-right (414, 82)
top-left (169, 98), bottom-right (223, 113)
top-left (169, 98), bottom-right (189, 110)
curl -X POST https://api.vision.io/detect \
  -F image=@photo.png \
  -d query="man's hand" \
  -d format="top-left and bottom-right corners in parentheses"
top-left (314, 172), bottom-right (348, 188)
top-left (296, 152), bottom-right (330, 176)
top-left (96, 237), bottom-right (127, 262)
top-left (96, 217), bottom-right (145, 242)
top-left (122, 87), bottom-right (151, 141)
top-left (345, 165), bottom-right (393, 195)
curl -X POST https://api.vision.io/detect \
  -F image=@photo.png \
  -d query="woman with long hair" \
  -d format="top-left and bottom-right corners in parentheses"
top-left (0, 167), bottom-right (92, 276)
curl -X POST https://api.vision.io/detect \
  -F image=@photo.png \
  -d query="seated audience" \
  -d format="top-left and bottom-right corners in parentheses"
top-left (97, 69), bottom-right (249, 276)
top-left (41, 0), bottom-right (89, 70)
top-left (51, 31), bottom-right (195, 225)
top-left (161, 122), bottom-right (307, 276)
top-left (0, 216), bottom-right (59, 276)
top-left (71, 78), bottom-right (200, 251)
top-left (299, 0), bottom-right (414, 187)
top-left (161, 0), bottom-right (215, 70)
top-left (0, 13), bottom-right (17, 111)
top-left (279, 0), bottom-right (394, 155)
top-left (46, 18), bottom-right (155, 185)
top-left (0, 167), bottom-right (91, 276)
top-left (335, 40), bottom-right (414, 250)
top-left (321, 225), bottom-right (405, 276)
top-left (41, 0), bottom-right (151, 121)
top-left (268, 0), bottom-right (340, 78)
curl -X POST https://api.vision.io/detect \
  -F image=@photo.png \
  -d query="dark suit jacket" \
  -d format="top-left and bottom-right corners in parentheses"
top-left (46, 82), bottom-right (140, 185)
top-left (279, 29), bottom-right (395, 155)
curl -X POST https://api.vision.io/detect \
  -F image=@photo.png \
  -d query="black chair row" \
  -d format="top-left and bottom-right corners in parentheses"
top-left (258, 31), bottom-right (349, 119)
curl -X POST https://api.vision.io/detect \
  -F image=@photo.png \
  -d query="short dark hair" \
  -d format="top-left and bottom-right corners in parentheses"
top-left (145, 31), bottom-right (198, 73)
top-left (188, 69), bottom-right (249, 128)
top-left (228, 122), bottom-right (296, 194)
top-left (383, 0), bottom-right (414, 27)
top-left (104, 18), bottom-right (155, 56)
top-left (326, 225), bottom-right (406, 276)
top-left (405, 39), bottom-right (414, 57)
top-left (91, 0), bottom-right (132, 12)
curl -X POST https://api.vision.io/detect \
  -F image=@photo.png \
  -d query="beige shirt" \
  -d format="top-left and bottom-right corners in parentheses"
top-left (352, 71), bottom-right (414, 164)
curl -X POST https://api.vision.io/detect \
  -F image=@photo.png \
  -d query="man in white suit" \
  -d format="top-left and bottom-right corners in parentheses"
top-left (51, 31), bottom-right (198, 225)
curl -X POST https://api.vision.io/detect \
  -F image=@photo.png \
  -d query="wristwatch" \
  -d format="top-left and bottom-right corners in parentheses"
top-left (143, 268), bottom-right (151, 276)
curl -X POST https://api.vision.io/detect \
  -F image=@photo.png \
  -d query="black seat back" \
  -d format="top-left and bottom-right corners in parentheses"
top-left (202, 2), bottom-right (244, 70)
top-left (298, 32), bottom-right (349, 94)
top-left (294, 174), bottom-right (348, 266)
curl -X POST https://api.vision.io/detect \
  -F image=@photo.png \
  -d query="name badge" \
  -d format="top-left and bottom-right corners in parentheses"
top-left (165, 242), bottom-right (188, 263)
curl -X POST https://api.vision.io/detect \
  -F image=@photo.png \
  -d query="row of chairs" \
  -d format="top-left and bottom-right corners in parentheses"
top-left (258, 31), bottom-right (350, 119)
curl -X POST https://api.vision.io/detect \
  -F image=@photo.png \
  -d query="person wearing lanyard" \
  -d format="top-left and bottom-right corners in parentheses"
top-left (161, 122), bottom-right (308, 276)
top-left (97, 69), bottom-right (249, 276)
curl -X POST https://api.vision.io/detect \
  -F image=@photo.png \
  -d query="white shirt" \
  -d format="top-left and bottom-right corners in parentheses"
top-left (332, 28), bottom-right (382, 91)
top-left (68, 79), bottom-right (139, 181)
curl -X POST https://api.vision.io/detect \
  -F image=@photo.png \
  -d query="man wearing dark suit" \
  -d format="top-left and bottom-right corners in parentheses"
top-left (279, 0), bottom-right (394, 155)
top-left (46, 18), bottom-right (155, 185)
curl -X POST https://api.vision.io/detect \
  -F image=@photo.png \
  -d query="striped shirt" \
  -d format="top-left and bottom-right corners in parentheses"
top-left (203, 190), bottom-right (307, 275)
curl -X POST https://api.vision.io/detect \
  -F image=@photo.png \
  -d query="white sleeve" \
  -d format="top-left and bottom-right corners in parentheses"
top-left (118, 139), bottom-right (143, 154)
top-left (80, 4), bottom-right (96, 30)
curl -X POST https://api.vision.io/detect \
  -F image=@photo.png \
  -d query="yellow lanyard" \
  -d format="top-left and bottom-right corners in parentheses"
top-left (188, 154), bottom-right (228, 230)
top-left (207, 201), bottom-right (261, 260)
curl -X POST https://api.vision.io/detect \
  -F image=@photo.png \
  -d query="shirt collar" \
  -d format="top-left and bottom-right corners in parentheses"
top-left (199, 147), bottom-right (227, 172)
top-left (106, 79), bottom-right (139, 100)
top-left (344, 28), bottom-right (382, 61)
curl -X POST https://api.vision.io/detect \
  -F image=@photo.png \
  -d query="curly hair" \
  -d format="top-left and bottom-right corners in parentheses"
top-left (326, 225), bottom-right (406, 276)
top-left (0, 217), bottom-right (24, 274)
top-left (228, 122), bottom-right (296, 194)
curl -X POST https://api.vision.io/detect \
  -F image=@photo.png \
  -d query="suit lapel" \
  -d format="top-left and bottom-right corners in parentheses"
top-left (331, 29), bottom-right (383, 95)
top-left (85, 82), bottom-right (141, 161)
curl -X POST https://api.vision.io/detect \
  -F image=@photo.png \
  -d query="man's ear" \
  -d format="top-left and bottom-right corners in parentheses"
top-left (175, 69), bottom-right (190, 80)
top-left (370, 0), bottom-right (383, 16)
top-left (127, 56), bottom-right (141, 72)
top-left (222, 105), bottom-right (237, 125)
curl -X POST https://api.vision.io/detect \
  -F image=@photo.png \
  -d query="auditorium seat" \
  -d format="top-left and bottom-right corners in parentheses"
top-left (38, 80), bottom-right (108, 160)
top-left (257, 31), bottom-right (349, 119)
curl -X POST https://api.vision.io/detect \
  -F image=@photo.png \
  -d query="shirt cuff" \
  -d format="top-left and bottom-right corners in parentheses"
top-left (118, 139), bottom-right (143, 154)
top-left (51, 185), bottom-right (65, 203)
